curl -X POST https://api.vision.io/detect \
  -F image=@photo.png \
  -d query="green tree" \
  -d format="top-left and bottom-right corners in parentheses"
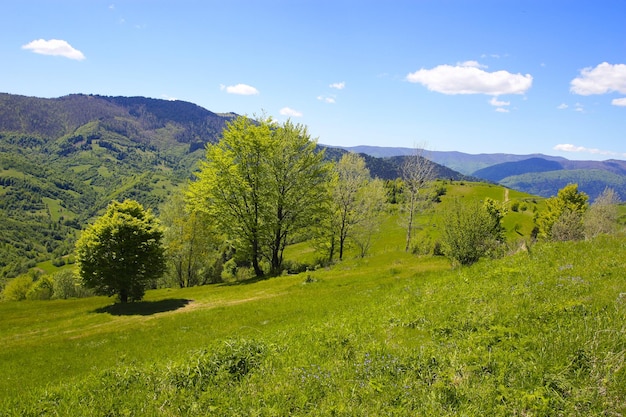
top-left (161, 191), bottom-right (223, 287)
top-left (75, 200), bottom-right (166, 303)
top-left (328, 153), bottom-right (373, 261)
top-left (535, 183), bottom-right (588, 241)
top-left (584, 187), bottom-right (620, 239)
top-left (351, 178), bottom-right (387, 258)
top-left (441, 199), bottom-right (506, 266)
top-left (187, 116), bottom-right (330, 277)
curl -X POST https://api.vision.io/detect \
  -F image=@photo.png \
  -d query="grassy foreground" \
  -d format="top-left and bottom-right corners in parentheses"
top-left (1, 232), bottom-right (625, 415)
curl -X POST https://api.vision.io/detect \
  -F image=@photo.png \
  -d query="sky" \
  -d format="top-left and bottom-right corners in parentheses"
top-left (1, 1), bottom-right (625, 160)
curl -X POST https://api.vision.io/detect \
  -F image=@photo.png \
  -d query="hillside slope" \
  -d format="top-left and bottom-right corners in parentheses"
top-left (0, 93), bottom-right (238, 277)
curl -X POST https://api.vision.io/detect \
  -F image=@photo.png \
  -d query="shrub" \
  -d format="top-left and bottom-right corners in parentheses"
top-left (441, 199), bottom-right (505, 266)
top-left (26, 276), bottom-right (54, 300)
top-left (510, 201), bottom-right (520, 212)
top-left (52, 269), bottom-right (84, 299)
top-left (1, 275), bottom-right (33, 301)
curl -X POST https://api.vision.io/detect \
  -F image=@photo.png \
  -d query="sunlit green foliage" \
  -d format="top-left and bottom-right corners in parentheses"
top-left (535, 183), bottom-right (588, 241)
top-left (160, 191), bottom-right (224, 287)
top-left (187, 116), bottom-right (330, 276)
top-left (440, 198), bottom-right (506, 265)
top-left (75, 200), bottom-right (166, 303)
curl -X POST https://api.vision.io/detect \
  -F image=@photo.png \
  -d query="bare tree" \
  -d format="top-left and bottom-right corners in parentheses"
top-left (401, 146), bottom-right (435, 252)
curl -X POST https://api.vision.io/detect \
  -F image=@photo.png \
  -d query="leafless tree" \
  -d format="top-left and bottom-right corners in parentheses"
top-left (401, 146), bottom-right (435, 252)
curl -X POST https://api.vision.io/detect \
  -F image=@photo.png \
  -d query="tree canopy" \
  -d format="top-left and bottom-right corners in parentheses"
top-left (187, 116), bottom-right (330, 277)
top-left (75, 199), bottom-right (166, 303)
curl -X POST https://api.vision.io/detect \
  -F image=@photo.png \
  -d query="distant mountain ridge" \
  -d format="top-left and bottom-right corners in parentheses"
top-left (334, 145), bottom-right (568, 175)
top-left (337, 145), bottom-right (626, 201)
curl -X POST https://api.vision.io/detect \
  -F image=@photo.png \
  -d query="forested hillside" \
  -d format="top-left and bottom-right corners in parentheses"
top-left (0, 93), bottom-right (238, 277)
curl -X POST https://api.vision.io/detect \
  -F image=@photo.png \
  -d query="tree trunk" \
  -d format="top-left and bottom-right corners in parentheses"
top-left (119, 288), bottom-right (128, 303)
top-left (251, 238), bottom-right (263, 277)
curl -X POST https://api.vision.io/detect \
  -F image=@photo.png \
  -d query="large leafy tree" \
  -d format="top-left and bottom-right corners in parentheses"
top-left (187, 116), bottom-right (330, 277)
top-left (75, 200), bottom-right (166, 303)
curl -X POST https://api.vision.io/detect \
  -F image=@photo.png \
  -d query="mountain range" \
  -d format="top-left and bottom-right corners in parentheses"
top-left (1, 92), bottom-right (624, 277)
top-left (338, 145), bottom-right (626, 201)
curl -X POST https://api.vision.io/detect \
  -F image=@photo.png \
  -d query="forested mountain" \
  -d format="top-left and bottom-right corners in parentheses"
top-left (0, 93), bottom-right (470, 278)
top-left (0, 93), bottom-right (238, 277)
top-left (471, 158), bottom-right (626, 200)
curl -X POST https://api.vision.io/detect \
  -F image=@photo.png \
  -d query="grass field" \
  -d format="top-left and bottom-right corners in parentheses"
top-left (1, 183), bottom-right (624, 415)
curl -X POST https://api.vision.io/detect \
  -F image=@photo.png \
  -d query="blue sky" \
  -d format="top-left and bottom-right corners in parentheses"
top-left (2, 1), bottom-right (625, 160)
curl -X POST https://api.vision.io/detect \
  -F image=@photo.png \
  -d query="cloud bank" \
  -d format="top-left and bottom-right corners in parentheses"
top-left (406, 62), bottom-right (532, 95)
top-left (220, 83), bottom-right (259, 95)
top-left (22, 39), bottom-right (85, 60)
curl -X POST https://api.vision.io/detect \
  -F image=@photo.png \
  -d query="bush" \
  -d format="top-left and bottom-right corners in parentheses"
top-left (1, 275), bottom-right (33, 301)
top-left (26, 276), bottom-right (54, 300)
top-left (441, 200), bottom-right (505, 266)
top-left (510, 201), bottom-right (520, 212)
top-left (52, 269), bottom-right (90, 299)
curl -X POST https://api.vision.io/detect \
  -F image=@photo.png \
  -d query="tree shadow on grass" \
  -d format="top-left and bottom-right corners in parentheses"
top-left (94, 298), bottom-right (192, 316)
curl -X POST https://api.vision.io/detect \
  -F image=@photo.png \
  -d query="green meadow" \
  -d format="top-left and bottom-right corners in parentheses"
top-left (1, 183), bottom-right (625, 415)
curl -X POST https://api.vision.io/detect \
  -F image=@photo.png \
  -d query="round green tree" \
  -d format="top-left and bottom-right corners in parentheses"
top-left (76, 200), bottom-right (166, 303)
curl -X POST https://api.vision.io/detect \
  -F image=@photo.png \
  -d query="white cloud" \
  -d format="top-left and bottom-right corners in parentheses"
top-left (279, 107), bottom-right (303, 117)
top-left (329, 82), bottom-right (345, 90)
top-left (557, 103), bottom-right (569, 110)
top-left (317, 95), bottom-right (336, 104)
top-left (612, 97), bottom-right (626, 106)
top-left (489, 97), bottom-right (510, 107)
top-left (570, 62), bottom-right (626, 95)
top-left (406, 62), bottom-right (532, 95)
top-left (220, 83), bottom-right (259, 95)
top-left (554, 143), bottom-right (626, 157)
top-left (457, 60), bottom-right (487, 69)
top-left (22, 39), bottom-right (85, 60)
top-left (495, 107), bottom-right (510, 113)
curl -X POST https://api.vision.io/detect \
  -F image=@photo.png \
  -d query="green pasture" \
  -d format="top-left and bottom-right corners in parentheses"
top-left (2, 182), bottom-right (624, 415)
